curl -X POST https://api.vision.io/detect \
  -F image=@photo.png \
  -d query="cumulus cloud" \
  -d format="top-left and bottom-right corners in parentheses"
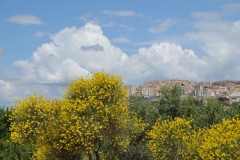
top-left (5, 20), bottom-right (240, 105)
top-left (123, 43), bottom-right (207, 84)
top-left (0, 80), bottom-right (14, 95)
top-left (148, 19), bottom-right (178, 33)
top-left (0, 79), bottom-right (65, 106)
top-left (186, 19), bottom-right (240, 80)
top-left (13, 23), bottom-right (207, 87)
top-left (13, 23), bottom-right (128, 85)
top-left (100, 10), bottom-right (136, 17)
top-left (8, 15), bottom-right (43, 25)
top-left (0, 80), bottom-right (13, 105)
top-left (81, 44), bottom-right (104, 51)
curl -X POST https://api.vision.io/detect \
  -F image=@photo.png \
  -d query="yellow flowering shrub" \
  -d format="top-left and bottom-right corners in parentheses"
top-left (147, 117), bottom-right (240, 160)
top-left (196, 117), bottom-right (240, 159)
top-left (10, 72), bottom-right (146, 159)
top-left (65, 72), bottom-right (146, 159)
top-left (147, 117), bottom-right (194, 160)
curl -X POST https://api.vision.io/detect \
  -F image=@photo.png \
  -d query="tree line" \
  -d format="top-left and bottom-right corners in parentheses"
top-left (0, 72), bottom-right (240, 159)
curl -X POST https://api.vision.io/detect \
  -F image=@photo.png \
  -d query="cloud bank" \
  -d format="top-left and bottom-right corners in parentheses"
top-left (2, 20), bottom-right (240, 105)
top-left (13, 23), bottom-right (206, 84)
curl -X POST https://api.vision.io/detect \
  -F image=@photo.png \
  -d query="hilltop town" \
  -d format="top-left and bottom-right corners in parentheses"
top-left (128, 79), bottom-right (240, 104)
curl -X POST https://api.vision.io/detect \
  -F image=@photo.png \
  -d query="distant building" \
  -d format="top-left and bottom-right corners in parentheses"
top-left (128, 85), bottom-right (137, 97)
top-left (142, 87), bottom-right (153, 97)
top-left (229, 92), bottom-right (240, 104)
top-left (204, 89), bottom-right (215, 98)
top-left (128, 86), bottom-right (143, 97)
top-left (128, 79), bottom-right (240, 100)
top-left (193, 84), bottom-right (204, 97)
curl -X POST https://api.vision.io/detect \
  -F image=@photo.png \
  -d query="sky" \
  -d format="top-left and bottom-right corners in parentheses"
top-left (1, 0), bottom-right (240, 105)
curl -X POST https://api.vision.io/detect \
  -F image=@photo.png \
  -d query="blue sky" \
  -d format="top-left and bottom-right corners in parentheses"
top-left (1, 0), bottom-right (240, 105)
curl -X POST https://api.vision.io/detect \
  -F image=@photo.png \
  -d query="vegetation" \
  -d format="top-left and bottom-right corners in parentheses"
top-left (0, 73), bottom-right (239, 159)
top-left (0, 107), bottom-right (33, 160)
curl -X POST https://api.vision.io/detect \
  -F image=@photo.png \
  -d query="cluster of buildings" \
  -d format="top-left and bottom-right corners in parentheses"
top-left (128, 79), bottom-right (240, 104)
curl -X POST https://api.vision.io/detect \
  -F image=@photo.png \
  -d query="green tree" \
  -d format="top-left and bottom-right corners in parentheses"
top-left (0, 107), bottom-right (10, 139)
top-left (0, 107), bottom-right (33, 160)
top-left (158, 84), bottom-right (181, 118)
top-left (225, 101), bottom-right (240, 118)
top-left (178, 96), bottom-right (197, 118)
top-left (120, 97), bottom-right (158, 160)
top-left (194, 98), bottom-right (225, 127)
top-left (128, 97), bottom-right (159, 126)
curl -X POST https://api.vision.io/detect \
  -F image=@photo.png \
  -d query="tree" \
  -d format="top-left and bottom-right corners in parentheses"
top-left (0, 107), bottom-right (33, 160)
top-left (147, 118), bottom-right (194, 159)
top-left (10, 72), bottom-right (145, 159)
top-left (158, 84), bottom-right (181, 118)
top-left (65, 72), bottom-right (146, 159)
top-left (147, 117), bottom-right (240, 160)
top-left (121, 97), bottom-right (158, 160)
top-left (0, 107), bottom-right (10, 139)
top-left (194, 98), bottom-right (225, 127)
top-left (191, 117), bottom-right (240, 159)
top-left (128, 97), bottom-right (159, 126)
top-left (226, 101), bottom-right (240, 118)
top-left (178, 96), bottom-right (197, 118)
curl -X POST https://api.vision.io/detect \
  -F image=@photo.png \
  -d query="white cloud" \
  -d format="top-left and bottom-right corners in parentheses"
top-left (14, 23), bottom-right (128, 84)
top-left (4, 20), bottom-right (240, 105)
top-left (192, 12), bottom-right (222, 20)
top-left (8, 15), bottom-right (43, 25)
top-left (100, 10), bottom-right (136, 17)
top-left (186, 19), bottom-right (240, 80)
top-left (123, 43), bottom-right (207, 84)
top-left (112, 37), bottom-right (132, 44)
top-left (0, 80), bottom-right (15, 106)
top-left (148, 19), bottom-right (178, 33)
top-left (78, 14), bottom-right (97, 23)
top-left (34, 31), bottom-right (47, 38)
top-left (13, 23), bottom-right (207, 87)
top-left (0, 79), bottom-right (64, 106)
top-left (0, 80), bottom-right (14, 95)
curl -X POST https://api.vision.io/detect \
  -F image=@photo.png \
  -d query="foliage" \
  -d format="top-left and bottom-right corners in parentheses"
top-left (0, 107), bottom-right (10, 139)
top-left (197, 117), bottom-right (240, 159)
top-left (193, 98), bottom-right (226, 127)
top-left (158, 84), bottom-right (181, 118)
top-left (218, 96), bottom-right (229, 104)
top-left (147, 117), bottom-right (194, 160)
top-left (0, 107), bottom-right (33, 160)
top-left (0, 139), bottom-right (33, 160)
top-left (128, 97), bottom-right (159, 126)
top-left (178, 96), bottom-right (197, 118)
top-left (10, 72), bottom-right (146, 159)
top-left (118, 140), bottom-right (152, 160)
top-left (6, 73), bottom-right (240, 159)
top-left (226, 101), bottom-right (240, 117)
top-left (157, 84), bottom-right (227, 127)
top-left (147, 117), bottom-right (240, 159)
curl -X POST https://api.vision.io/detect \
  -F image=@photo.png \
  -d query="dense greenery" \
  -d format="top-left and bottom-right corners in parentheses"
top-left (0, 74), bottom-right (240, 159)
top-left (0, 107), bottom-right (33, 160)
